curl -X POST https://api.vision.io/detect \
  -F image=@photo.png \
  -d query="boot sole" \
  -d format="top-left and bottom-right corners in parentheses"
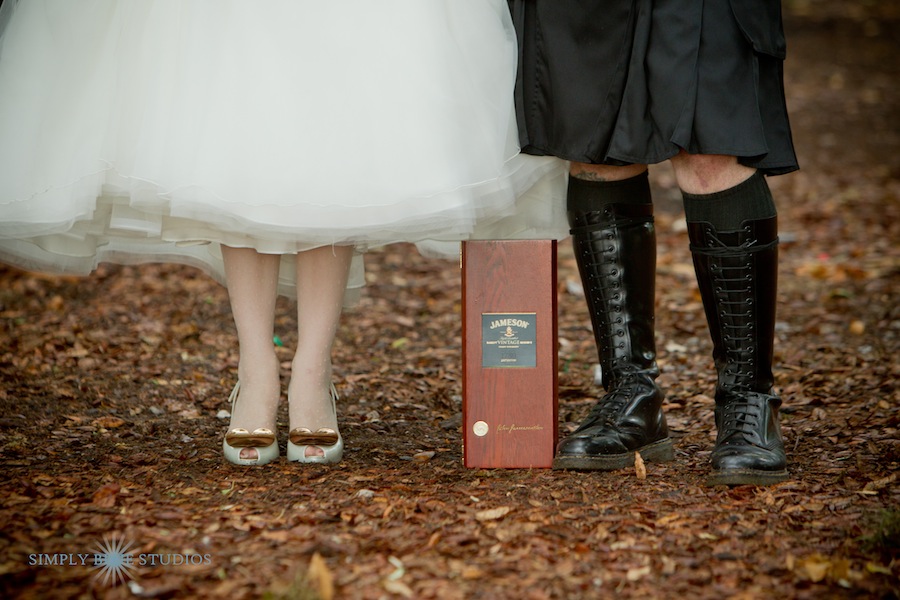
top-left (552, 438), bottom-right (674, 471)
top-left (707, 468), bottom-right (789, 487)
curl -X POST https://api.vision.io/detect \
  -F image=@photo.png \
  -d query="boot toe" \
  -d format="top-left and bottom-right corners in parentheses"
top-left (557, 431), bottom-right (629, 457)
top-left (711, 444), bottom-right (787, 473)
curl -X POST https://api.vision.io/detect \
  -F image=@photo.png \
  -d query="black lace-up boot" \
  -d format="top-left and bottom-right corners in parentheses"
top-left (553, 174), bottom-right (674, 470)
top-left (689, 214), bottom-right (788, 485)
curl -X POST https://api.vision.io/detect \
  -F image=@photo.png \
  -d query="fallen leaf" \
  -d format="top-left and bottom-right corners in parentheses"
top-left (391, 338), bottom-right (409, 349)
top-left (260, 530), bottom-right (290, 543)
top-left (91, 483), bottom-right (120, 508)
top-left (866, 562), bottom-right (893, 575)
top-left (92, 416), bottom-right (125, 429)
top-left (634, 452), bottom-right (647, 480)
top-left (863, 473), bottom-right (896, 492)
top-left (475, 506), bottom-right (511, 521)
top-left (794, 553), bottom-right (831, 583)
top-left (387, 556), bottom-right (405, 581)
top-left (626, 565), bottom-right (651, 581)
top-left (383, 580), bottom-right (414, 598)
top-left (307, 553), bottom-right (334, 600)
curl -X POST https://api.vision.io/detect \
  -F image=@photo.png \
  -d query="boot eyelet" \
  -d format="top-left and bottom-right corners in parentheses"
top-left (610, 269), bottom-right (618, 276)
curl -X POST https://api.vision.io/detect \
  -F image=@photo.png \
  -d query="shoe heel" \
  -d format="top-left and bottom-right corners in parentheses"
top-left (639, 438), bottom-right (675, 463)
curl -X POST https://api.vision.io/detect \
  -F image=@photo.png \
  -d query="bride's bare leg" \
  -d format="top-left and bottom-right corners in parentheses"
top-left (221, 245), bottom-right (282, 461)
top-left (289, 245), bottom-right (353, 458)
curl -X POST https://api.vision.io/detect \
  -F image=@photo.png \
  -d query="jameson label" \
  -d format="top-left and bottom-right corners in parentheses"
top-left (482, 313), bottom-right (537, 368)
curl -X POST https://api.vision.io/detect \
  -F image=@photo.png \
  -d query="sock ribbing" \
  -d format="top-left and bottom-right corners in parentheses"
top-left (567, 171), bottom-right (652, 212)
top-left (682, 171), bottom-right (776, 231)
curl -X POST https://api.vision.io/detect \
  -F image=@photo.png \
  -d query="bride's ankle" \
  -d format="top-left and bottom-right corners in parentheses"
top-left (229, 365), bottom-right (281, 430)
top-left (237, 354), bottom-right (280, 385)
top-left (288, 383), bottom-right (337, 430)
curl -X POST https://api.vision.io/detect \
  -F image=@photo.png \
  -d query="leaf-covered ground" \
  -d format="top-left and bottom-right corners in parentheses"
top-left (1, 3), bottom-right (898, 599)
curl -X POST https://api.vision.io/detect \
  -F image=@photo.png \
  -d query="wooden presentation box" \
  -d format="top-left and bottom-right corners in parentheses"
top-left (461, 240), bottom-right (558, 468)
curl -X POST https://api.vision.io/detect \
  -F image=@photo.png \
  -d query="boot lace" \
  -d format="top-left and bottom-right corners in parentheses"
top-left (693, 227), bottom-right (777, 391)
top-left (573, 214), bottom-right (649, 373)
top-left (571, 212), bottom-right (656, 430)
top-left (717, 392), bottom-right (771, 445)
top-left (585, 371), bottom-right (637, 425)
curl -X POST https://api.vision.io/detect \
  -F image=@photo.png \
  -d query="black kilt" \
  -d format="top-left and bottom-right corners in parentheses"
top-left (510, 0), bottom-right (799, 175)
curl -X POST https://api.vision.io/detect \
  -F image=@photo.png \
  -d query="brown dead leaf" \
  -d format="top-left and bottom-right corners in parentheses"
top-left (862, 473), bottom-right (897, 492)
top-left (627, 566), bottom-right (651, 581)
top-left (475, 506), bottom-right (511, 521)
top-left (661, 556), bottom-right (678, 575)
top-left (307, 553), bottom-right (334, 600)
top-left (260, 530), bottom-right (291, 543)
top-left (792, 553), bottom-right (831, 583)
top-left (634, 452), bottom-right (647, 480)
top-left (91, 483), bottom-right (120, 508)
top-left (383, 580), bottom-right (414, 598)
top-left (92, 416), bottom-right (125, 429)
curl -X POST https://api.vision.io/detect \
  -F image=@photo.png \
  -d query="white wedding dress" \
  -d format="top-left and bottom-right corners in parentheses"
top-left (0, 0), bottom-right (567, 295)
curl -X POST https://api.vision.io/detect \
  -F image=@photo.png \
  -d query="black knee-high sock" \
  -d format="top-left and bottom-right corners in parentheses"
top-left (682, 171), bottom-right (776, 230)
top-left (567, 171), bottom-right (652, 213)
